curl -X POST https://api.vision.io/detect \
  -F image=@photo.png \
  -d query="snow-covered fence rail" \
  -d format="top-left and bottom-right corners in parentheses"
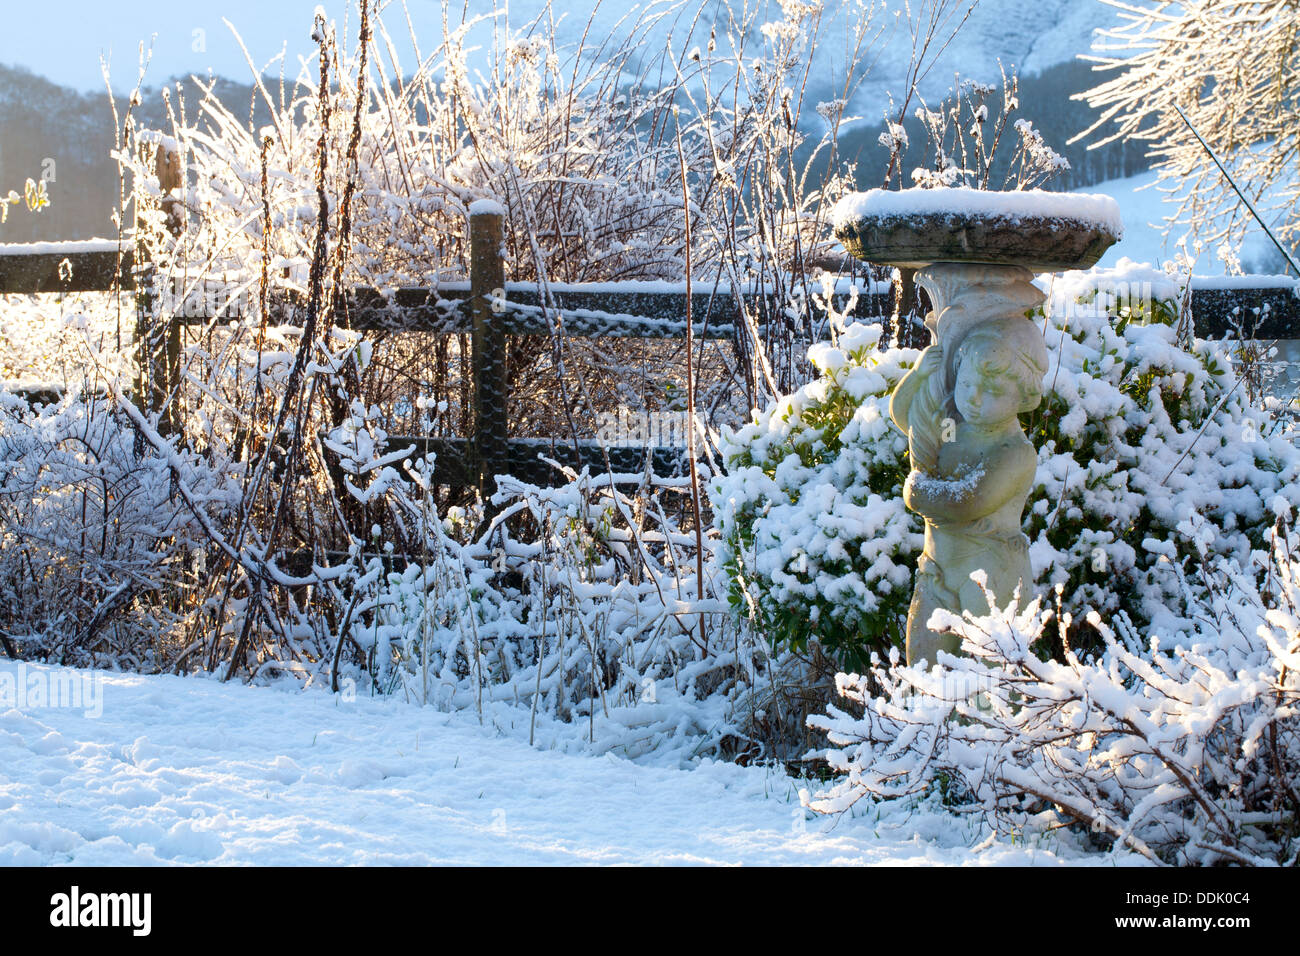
top-left (1189, 275), bottom-right (1300, 339)
top-left (3, 205), bottom-right (1297, 489)
top-left (0, 239), bottom-right (133, 294)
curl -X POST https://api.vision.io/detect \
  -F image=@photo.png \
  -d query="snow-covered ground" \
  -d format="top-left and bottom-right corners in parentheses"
top-left (0, 660), bottom-right (1144, 866)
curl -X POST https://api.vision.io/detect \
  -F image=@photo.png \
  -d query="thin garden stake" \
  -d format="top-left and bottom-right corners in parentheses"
top-left (1174, 105), bottom-right (1299, 277)
top-left (674, 109), bottom-right (707, 658)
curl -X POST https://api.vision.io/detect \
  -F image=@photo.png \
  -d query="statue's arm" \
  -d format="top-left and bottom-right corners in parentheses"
top-left (889, 344), bottom-right (942, 434)
top-left (904, 442), bottom-right (1037, 523)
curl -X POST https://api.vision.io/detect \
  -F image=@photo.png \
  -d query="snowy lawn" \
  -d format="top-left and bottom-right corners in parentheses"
top-left (0, 661), bottom-right (1146, 866)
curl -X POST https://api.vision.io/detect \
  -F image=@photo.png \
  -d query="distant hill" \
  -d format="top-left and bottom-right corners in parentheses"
top-left (0, 64), bottom-right (263, 243)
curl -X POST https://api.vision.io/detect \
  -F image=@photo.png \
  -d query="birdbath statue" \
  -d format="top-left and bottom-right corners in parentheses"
top-left (832, 188), bottom-right (1121, 668)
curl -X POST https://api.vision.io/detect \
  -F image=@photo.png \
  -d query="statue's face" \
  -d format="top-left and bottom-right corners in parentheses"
top-left (954, 348), bottom-right (1021, 427)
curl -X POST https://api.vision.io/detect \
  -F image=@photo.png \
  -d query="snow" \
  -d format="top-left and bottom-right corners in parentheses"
top-left (1, 292), bottom-right (134, 390)
top-left (135, 131), bottom-right (179, 154)
top-left (0, 239), bottom-right (125, 256)
top-left (0, 660), bottom-right (1139, 865)
top-left (467, 198), bottom-right (506, 217)
top-left (832, 188), bottom-right (1124, 235)
top-left (1020, 1), bottom-right (1116, 75)
top-left (910, 464), bottom-right (985, 501)
top-left (423, 277), bottom-right (890, 296)
top-left (1190, 274), bottom-right (1299, 291)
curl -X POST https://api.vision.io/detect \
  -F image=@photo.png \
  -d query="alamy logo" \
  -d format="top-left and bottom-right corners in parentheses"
top-left (594, 407), bottom-right (699, 447)
top-left (0, 664), bottom-right (103, 718)
top-left (49, 886), bottom-right (151, 936)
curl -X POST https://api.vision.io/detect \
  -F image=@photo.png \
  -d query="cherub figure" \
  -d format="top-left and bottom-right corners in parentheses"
top-left (890, 318), bottom-right (1048, 667)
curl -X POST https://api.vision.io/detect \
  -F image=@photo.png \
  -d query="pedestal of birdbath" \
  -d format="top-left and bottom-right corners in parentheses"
top-left (832, 187), bottom-right (1121, 667)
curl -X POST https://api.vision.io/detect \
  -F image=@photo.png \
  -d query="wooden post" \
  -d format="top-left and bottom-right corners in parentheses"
top-left (158, 145), bottom-right (184, 435)
top-left (135, 139), bottom-right (184, 434)
top-left (470, 204), bottom-right (508, 501)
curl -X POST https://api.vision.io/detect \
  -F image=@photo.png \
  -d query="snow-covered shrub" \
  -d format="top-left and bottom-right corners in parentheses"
top-left (0, 292), bottom-right (131, 392)
top-left (711, 260), bottom-right (1300, 668)
top-left (711, 318), bottom-right (920, 670)
top-left (0, 387), bottom-right (238, 667)
top-left (806, 523), bottom-right (1300, 865)
top-left (1025, 262), bottom-right (1300, 646)
top-left (336, 453), bottom-right (761, 765)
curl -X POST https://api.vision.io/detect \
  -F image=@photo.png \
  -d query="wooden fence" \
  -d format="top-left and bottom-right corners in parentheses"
top-left (0, 205), bottom-right (883, 491)
top-left (3, 208), bottom-right (1298, 493)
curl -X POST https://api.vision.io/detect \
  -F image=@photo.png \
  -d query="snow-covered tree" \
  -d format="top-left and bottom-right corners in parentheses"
top-left (1076, 0), bottom-right (1300, 262)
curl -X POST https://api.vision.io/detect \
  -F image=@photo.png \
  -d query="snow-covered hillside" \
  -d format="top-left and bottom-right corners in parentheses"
top-left (844, 0), bottom-right (1116, 117)
top-left (1080, 169), bottom-right (1288, 274)
top-left (0, 660), bottom-right (1143, 865)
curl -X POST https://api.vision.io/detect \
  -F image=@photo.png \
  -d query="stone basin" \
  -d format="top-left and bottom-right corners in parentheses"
top-left (831, 187), bottom-right (1122, 272)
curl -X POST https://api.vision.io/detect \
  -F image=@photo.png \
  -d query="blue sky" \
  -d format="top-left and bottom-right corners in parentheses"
top-left (1, 0), bottom-right (444, 93)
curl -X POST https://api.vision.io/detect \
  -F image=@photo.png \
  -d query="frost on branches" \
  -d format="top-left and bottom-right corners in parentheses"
top-left (1078, 0), bottom-right (1300, 259)
top-left (807, 527), bottom-right (1300, 865)
top-left (899, 71), bottom-right (1071, 192)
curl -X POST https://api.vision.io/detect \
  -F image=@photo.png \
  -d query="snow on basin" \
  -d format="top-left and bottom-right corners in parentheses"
top-left (0, 661), bottom-right (1144, 866)
top-left (832, 188), bottom-right (1124, 237)
top-left (832, 188), bottom-right (1122, 271)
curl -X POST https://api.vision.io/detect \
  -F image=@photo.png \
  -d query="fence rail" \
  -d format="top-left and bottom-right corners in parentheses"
top-left (0, 210), bottom-right (887, 491)
top-left (1, 241), bottom-right (1293, 337)
top-left (0, 244), bottom-right (133, 294)
top-left (3, 210), bottom-right (1298, 492)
